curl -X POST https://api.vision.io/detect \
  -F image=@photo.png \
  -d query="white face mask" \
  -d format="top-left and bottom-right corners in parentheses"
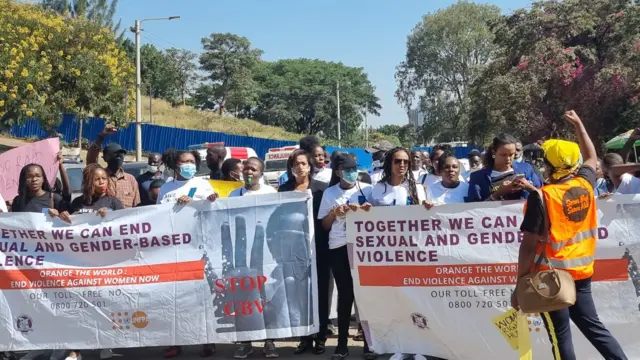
top-left (148, 165), bottom-right (159, 173)
top-left (372, 160), bottom-right (383, 168)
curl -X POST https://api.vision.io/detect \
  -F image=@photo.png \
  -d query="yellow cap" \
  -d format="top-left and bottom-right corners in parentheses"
top-left (541, 139), bottom-right (581, 180)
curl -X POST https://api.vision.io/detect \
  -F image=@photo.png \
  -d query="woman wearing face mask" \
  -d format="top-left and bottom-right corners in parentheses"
top-left (157, 149), bottom-right (218, 359)
top-left (318, 153), bottom-right (375, 360)
top-left (70, 164), bottom-right (123, 216)
top-left (278, 149), bottom-right (331, 355)
top-left (221, 158), bottom-right (244, 182)
top-left (423, 151), bottom-right (469, 208)
top-left (466, 134), bottom-right (542, 202)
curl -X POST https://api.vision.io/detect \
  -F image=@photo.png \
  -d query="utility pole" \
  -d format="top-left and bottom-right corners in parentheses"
top-left (364, 102), bottom-right (369, 148)
top-left (149, 84), bottom-right (153, 124)
top-left (336, 80), bottom-right (341, 147)
top-left (133, 16), bottom-right (180, 161)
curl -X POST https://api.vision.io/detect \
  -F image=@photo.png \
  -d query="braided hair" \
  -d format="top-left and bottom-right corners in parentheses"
top-left (380, 147), bottom-right (419, 205)
top-left (81, 163), bottom-right (111, 205)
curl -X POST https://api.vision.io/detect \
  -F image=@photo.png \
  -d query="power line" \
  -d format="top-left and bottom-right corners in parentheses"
top-left (145, 30), bottom-right (194, 52)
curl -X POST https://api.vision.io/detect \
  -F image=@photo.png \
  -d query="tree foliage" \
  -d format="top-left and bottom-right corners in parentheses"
top-left (250, 59), bottom-right (381, 139)
top-left (199, 33), bottom-right (263, 115)
top-left (395, 1), bottom-right (501, 141)
top-left (0, 0), bottom-right (134, 130)
top-left (41, 0), bottom-right (124, 41)
top-left (466, 0), bottom-right (640, 146)
top-left (165, 48), bottom-right (198, 105)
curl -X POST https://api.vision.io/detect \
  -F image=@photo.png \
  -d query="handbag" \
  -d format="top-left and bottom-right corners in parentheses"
top-left (516, 195), bottom-right (576, 314)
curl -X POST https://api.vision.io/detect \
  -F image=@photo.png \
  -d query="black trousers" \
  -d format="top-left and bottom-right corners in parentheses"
top-left (541, 277), bottom-right (627, 360)
top-left (329, 245), bottom-right (354, 347)
top-left (301, 247), bottom-right (331, 343)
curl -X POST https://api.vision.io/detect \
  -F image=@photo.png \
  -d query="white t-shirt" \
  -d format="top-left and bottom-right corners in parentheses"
top-left (0, 193), bottom-right (7, 212)
top-left (228, 184), bottom-right (277, 197)
top-left (615, 173), bottom-right (640, 195)
top-left (419, 173), bottom-right (466, 189)
top-left (426, 180), bottom-right (469, 205)
top-left (368, 180), bottom-right (427, 207)
top-left (318, 182), bottom-right (373, 250)
top-left (370, 169), bottom-right (383, 185)
top-left (412, 169), bottom-right (427, 181)
top-left (157, 177), bottom-right (215, 204)
top-left (313, 167), bottom-right (332, 184)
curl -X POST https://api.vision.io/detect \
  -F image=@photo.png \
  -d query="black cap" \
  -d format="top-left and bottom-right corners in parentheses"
top-left (103, 143), bottom-right (126, 157)
top-left (332, 153), bottom-right (358, 170)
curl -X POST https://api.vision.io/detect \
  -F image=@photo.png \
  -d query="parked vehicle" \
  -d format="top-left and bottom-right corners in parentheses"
top-left (122, 161), bottom-right (149, 178)
top-left (187, 142), bottom-right (258, 178)
top-left (60, 158), bottom-right (85, 201)
top-left (263, 146), bottom-right (298, 187)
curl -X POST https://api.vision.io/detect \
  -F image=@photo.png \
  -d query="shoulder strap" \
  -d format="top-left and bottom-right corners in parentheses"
top-left (533, 190), bottom-right (552, 271)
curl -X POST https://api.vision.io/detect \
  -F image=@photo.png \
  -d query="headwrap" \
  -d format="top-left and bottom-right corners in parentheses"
top-left (541, 139), bottom-right (581, 180)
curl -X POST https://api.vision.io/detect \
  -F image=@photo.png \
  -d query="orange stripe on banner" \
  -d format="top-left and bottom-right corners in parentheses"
top-left (358, 259), bottom-right (629, 287)
top-left (0, 260), bottom-right (204, 290)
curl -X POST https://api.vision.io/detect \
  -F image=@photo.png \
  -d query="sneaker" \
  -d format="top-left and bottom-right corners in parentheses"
top-left (234, 344), bottom-right (253, 359)
top-left (263, 341), bottom-right (278, 358)
top-left (163, 347), bottom-right (182, 359)
top-left (353, 329), bottom-right (364, 342)
top-left (312, 340), bottom-right (326, 355)
top-left (99, 349), bottom-right (114, 360)
top-left (331, 345), bottom-right (349, 360)
top-left (293, 340), bottom-right (312, 355)
top-left (326, 324), bottom-right (337, 336)
top-left (363, 346), bottom-right (377, 360)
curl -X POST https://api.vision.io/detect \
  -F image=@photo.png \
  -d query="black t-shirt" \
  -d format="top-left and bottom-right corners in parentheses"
top-left (520, 166), bottom-right (597, 235)
top-left (70, 195), bottom-right (124, 214)
top-left (11, 192), bottom-right (67, 213)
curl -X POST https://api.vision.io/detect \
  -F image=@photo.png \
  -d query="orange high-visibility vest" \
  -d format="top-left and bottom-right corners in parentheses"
top-left (535, 176), bottom-right (597, 280)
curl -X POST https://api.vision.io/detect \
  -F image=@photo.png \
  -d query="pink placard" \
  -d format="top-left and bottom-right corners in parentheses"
top-left (0, 138), bottom-right (61, 200)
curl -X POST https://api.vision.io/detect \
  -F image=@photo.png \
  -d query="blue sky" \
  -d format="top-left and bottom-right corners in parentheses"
top-left (115, 0), bottom-right (532, 128)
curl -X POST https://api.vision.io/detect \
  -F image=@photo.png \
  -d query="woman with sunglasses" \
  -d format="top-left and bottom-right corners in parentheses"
top-left (369, 148), bottom-right (426, 207)
top-left (318, 153), bottom-right (375, 360)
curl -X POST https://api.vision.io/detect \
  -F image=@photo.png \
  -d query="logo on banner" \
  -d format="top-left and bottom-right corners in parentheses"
top-left (527, 313), bottom-right (543, 333)
top-left (411, 312), bottom-right (429, 329)
top-left (15, 315), bottom-right (34, 334)
top-left (111, 311), bottom-right (148, 330)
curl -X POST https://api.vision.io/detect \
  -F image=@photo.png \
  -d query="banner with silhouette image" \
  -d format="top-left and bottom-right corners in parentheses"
top-left (0, 192), bottom-right (317, 350)
top-left (348, 196), bottom-right (640, 360)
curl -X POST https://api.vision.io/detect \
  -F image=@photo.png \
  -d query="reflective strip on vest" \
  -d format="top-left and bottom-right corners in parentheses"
top-left (534, 254), bottom-right (594, 269)
top-left (549, 228), bottom-right (598, 251)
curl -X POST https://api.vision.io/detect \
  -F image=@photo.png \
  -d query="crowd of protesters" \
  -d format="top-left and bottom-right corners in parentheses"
top-left (1, 111), bottom-right (638, 360)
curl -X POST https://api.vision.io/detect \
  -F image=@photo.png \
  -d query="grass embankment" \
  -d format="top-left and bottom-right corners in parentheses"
top-left (143, 97), bottom-right (300, 142)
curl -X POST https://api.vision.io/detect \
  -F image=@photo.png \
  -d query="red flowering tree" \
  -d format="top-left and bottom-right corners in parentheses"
top-left (466, 0), bottom-right (640, 147)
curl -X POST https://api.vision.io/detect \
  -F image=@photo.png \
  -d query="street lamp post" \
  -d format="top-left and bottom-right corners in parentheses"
top-left (133, 16), bottom-right (180, 161)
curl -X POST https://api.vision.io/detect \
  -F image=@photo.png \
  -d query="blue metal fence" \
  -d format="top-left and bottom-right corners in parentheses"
top-left (8, 115), bottom-right (297, 159)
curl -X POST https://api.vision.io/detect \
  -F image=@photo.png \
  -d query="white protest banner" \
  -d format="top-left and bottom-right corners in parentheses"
top-left (0, 192), bottom-right (318, 350)
top-left (0, 138), bottom-right (60, 200)
top-left (347, 196), bottom-right (640, 360)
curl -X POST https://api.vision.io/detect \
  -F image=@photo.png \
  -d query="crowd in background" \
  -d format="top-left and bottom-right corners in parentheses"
top-left (1, 112), bottom-right (639, 360)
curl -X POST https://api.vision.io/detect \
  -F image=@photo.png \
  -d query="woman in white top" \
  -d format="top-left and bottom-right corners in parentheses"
top-left (157, 149), bottom-right (217, 359)
top-left (424, 151), bottom-right (469, 208)
top-left (418, 144), bottom-right (465, 189)
top-left (227, 156), bottom-right (278, 359)
top-left (318, 153), bottom-right (375, 360)
top-left (369, 147), bottom-right (427, 207)
top-left (228, 157), bottom-right (277, 198)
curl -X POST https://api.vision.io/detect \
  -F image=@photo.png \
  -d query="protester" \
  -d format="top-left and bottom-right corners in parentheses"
top-left (228, 158), bottom-right (277, 197)
top-left (466, 134), bottom-right (542, 202)
top-left (70, 164), bottom-right (123, 215)
top-left (302, 137), bottom-right (332, 184)
top-left (600, 153), bottom-right (640, 196)
top-left (139, 179), bottom-right (165, 206)
top-left (157, 149), bottom-right (217, 358)
top-left (514, 110), bottom-right (627, 360)
top-left (418, 144), bottom-right (465, 189)
top-left (221, 158), bottom-right (243, 182)
top-left (461, 150), bottom-right (483, 181)
top-left (206, 144), bottom-right (227, 180)
top-left (227, 157), bottom-right (277, 358)
top-left (87, 125), bottom-right (140, 208)
top-left (278, 149), bottom-right (330, 355)
top-left (594, 158), bottom-right (610, 196)
top-left (53, 152), bottom-right (72, 203)
top-left (369, 147), bottom-right (426, 207)
top-left (514, 140), bottom-right (524, 163)
top-left (365, 140), bottom-right (394, 185)
top-left (410, 150), bottom-right (426, 180)
top-left (424, 151), bottom-right (469, 207)
top-left (318, 153), bottom-right (374, 360)
top-left (137, 153), bottom-right (163, 205)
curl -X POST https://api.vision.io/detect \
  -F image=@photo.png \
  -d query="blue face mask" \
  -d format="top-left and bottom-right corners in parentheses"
top-left (342, 170), bottom-right (359, 184)
top-left (179, 164), bottom-right (197, 179)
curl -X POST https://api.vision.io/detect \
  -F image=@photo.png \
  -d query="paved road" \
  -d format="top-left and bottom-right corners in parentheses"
top-left (12, 328), bottom-right (378, 360)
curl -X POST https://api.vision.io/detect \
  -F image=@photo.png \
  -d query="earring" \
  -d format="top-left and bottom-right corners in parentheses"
top-left (492, 155), bottom-right (496, 159)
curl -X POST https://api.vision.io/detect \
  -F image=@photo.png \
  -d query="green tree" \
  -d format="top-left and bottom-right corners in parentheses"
top-left (251, 59), bottom-right (381, 139)
top-left (140, 44), bottom-right (175, 100)
top-left (395, 1), bottom-right (500, 142)
top-left (199, 33), bottom-right (263, 115)
top-left (467, 0), bottom-right (640, 146)
top-left (41, 0), bottom-right (124, 41)
top-left (165, 48), bottom-right (198, 105)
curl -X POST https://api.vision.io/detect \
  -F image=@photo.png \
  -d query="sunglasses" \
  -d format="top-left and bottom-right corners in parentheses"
top-left (393, 159), bottom-right (410, 165)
